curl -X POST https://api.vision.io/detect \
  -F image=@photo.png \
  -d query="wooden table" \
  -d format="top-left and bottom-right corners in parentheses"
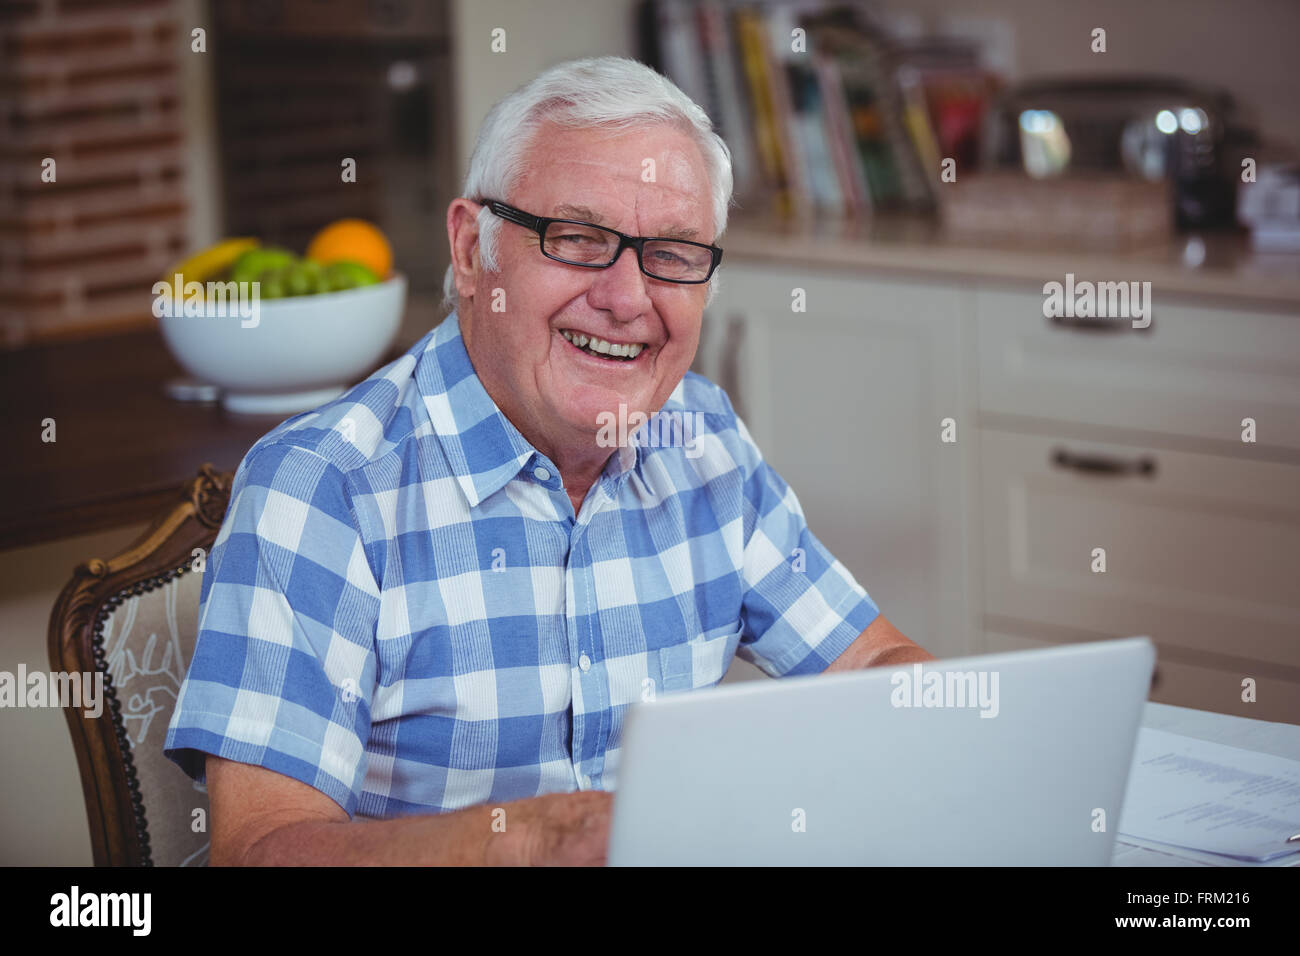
top-left (0, 329), bottom-right (397, 551)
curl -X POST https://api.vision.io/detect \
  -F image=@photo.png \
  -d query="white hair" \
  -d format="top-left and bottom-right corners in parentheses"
top-left (443, 56), bottom-right (733, 310)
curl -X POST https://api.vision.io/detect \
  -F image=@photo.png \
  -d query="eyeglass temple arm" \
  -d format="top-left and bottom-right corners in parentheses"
top-left (482, 199), bottom-right (539, 231)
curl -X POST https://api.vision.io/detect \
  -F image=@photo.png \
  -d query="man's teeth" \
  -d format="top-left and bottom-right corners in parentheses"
top-left (561, 329), bottom-right (645, 359)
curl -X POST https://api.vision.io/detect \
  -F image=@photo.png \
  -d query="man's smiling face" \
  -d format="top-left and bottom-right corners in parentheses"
top-left (459, 121), bottom-right (715, 461)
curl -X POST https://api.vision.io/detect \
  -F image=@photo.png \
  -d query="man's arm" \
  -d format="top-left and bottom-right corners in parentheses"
top-left (824, 613), bottom-right (935, 672)
top-left (207, 755), bottom-right (612, 866)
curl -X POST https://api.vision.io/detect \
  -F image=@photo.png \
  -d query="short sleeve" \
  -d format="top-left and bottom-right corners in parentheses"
top-left (731, 419), bottom-right (880, 678)
top-left (164, 442), bottom-right (382, 817)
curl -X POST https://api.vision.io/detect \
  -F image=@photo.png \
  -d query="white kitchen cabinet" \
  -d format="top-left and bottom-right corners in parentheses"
top-left (707, 242), bottom-right (1299, 723)
top-left (974, 282), bottom-right (1300, 723)
top-left (700, 264), bottom-right (980, 661)
top-left (978, 427), bottom-right (1300, 723)
top-left (977, 286), bottom-right (1300, 452)
top-left (984, 628), bottom-right (1300, 725)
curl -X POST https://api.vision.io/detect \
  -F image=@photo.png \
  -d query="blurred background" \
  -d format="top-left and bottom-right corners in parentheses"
top-left (1, 0), bottom-right (1298, 863)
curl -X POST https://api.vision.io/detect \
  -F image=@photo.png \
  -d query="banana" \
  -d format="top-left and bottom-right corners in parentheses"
top-left (163, 238), bottom-right (260, 284)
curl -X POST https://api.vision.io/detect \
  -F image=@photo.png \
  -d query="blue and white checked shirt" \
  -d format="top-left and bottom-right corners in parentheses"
top-left (165, 311), bottom-right (879, 817)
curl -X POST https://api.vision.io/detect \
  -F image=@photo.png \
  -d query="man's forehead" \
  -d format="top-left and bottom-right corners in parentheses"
top-left (551, 202), bottom-right (702, 241)
top-left (514, 123), bottom-right (713, 239)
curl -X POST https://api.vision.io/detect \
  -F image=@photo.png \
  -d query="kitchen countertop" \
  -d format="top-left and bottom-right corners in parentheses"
top-left (722, 213), bottom-right (1300, 309)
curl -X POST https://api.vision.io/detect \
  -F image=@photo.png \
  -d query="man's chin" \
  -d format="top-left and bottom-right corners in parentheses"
top-left (560, 398), bottom-right (647, 448)
top-left (564, 386), bottom-right (642, 423)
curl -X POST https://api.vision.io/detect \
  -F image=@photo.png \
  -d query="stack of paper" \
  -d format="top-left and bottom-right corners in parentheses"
top-left (1118, 729), bottom-right (1300, 864)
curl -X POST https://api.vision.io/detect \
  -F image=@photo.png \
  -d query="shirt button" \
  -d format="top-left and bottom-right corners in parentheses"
top-left (578, 653), bottom-right (591, 672)
top-left (533, 466), bottom-right (551, 482)
top-left (582, 774), bottom-right (592, 789)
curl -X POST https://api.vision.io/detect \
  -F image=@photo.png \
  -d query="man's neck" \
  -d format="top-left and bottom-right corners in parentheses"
top-left (538, 434), bottom-right (612, 519)
top-left (459, 307), bottom-right (617, 517)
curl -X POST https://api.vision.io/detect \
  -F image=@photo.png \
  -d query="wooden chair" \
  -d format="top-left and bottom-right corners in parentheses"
top-left (48, 464), bottom-right (234, 866)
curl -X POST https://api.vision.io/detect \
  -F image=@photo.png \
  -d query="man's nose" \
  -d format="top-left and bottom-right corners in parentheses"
top-left (587, 244), bottom-right (652, 320)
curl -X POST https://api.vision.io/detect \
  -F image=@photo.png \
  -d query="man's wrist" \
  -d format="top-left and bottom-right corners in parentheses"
top-left (481, 799), bottom-right (534, 866)
top-left (867, 644), bottom-right (937, 668)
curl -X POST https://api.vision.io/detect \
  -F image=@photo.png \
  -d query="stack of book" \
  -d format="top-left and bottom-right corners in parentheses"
top-left (641, 0), bottom-right (998, 219)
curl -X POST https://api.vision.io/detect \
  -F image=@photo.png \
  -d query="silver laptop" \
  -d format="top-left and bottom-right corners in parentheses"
top-left (608, 636), bottom-right (1155, 865)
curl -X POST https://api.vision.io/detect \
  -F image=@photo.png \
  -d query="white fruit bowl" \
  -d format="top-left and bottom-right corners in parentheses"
top-left (158, 274), bottom-right (406, 414)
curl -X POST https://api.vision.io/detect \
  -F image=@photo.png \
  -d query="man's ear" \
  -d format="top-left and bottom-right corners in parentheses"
top-left (446, 198), bottom-right (482, 303)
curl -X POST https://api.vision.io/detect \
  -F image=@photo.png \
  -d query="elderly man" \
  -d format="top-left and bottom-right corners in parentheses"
top-left (165, 56), bottom-right (933, 866)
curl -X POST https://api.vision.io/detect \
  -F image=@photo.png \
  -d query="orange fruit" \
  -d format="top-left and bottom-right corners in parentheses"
top-left (305, 219), bottom-right (393, 279)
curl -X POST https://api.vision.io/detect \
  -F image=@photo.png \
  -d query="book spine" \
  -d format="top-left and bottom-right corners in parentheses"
top-left (762, 7), bottom-right (812, 218)
top-left (788, 61), bottom-right (844, 210)
top-left (813, 51), bottom-right (871, 215)
top-left (698, 0), bottom-right (756, 198)
top-left (735, 7), bottom-right (793, 217)
top-left (657, 0), bottom-right (709, 117)
top-left (898, 66), bottom-right (943, 205)
top-left (836, 53), bottom-right (903, 207)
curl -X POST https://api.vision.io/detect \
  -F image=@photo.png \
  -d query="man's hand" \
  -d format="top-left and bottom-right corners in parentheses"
top-left (512, 790), bottom-right (614, 866)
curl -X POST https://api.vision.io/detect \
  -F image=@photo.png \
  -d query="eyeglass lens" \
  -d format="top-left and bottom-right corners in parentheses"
top-left (542, 221), bottom-right (713, 281)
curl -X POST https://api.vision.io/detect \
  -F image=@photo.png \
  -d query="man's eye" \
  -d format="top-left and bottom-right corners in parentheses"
top-left (555, 233), bottom-right (601, 245)
top-left (651, 249), bottom-right (687, 265)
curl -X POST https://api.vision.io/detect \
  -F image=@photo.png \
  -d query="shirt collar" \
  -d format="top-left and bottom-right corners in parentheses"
top-left (415, 311), bottom-right (671, 508)
top-left (415, 312), bottom-right (539, 508)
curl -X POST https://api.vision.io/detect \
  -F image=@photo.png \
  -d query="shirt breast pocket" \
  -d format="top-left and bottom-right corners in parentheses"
top-left (658, 621), bottom-right (744, 695)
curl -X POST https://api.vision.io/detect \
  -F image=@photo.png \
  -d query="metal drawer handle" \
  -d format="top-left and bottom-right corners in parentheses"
top-left (1048, 314), bottom-right (1154, 333)
top-left (1051, 448), bottom-right (1157, 477)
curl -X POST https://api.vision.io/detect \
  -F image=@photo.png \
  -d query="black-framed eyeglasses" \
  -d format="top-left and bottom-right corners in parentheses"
top-left (481, 198), bottom-right (723, 284)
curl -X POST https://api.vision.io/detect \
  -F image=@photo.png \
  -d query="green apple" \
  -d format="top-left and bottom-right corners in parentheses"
top-left (324, 260), bottom-right (380, 292)
top-left (258, 268), bottom-right (287, 299)
top-left (231, 247), bottom-right (296, 285)
top-left (284, 260), bottom-right (326, 296)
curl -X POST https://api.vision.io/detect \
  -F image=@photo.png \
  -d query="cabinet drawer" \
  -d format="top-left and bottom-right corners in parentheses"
top-left (977, 286), bottom-right (1300, 450)
top-left (980, 428), bottom-right (1300, 670)
top-left (983, 630), bottom-right (1300, 725)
